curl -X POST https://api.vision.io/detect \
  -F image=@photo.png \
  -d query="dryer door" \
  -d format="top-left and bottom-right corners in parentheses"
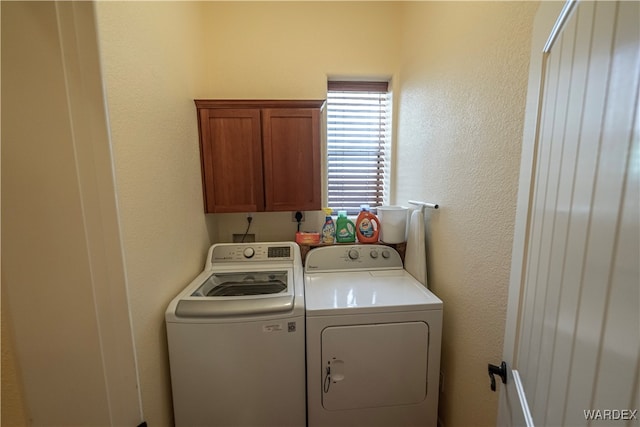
top-left (321, 322), bottom-right (429, 411)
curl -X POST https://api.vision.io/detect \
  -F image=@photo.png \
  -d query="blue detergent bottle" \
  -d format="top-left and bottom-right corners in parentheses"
top-left (321, 208), bottom-right (336, 244)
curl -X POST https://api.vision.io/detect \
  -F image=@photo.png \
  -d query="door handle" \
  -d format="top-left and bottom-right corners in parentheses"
top-left (323, 358), bottom-right (345, 394)
top-left (488, 361), bottom-right (507, 391)
top-left (323, 365), bottom-right (331, 393)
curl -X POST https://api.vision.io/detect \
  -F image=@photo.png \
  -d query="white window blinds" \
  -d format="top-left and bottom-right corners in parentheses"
top-left (326, 81), bottom-right (390, 215)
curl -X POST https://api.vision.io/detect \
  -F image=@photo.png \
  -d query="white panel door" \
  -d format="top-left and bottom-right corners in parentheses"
top-left (499, 1), bottom-right (639, 425)
top-left (321, 322), bottom-right (429, 411)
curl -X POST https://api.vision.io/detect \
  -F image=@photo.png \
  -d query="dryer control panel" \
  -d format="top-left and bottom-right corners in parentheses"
top-left (305, 245), bottom-right (403, 272)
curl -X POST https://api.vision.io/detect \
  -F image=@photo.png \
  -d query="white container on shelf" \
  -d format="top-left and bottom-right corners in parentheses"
top-left (376, 206), bottom-right (408, 243)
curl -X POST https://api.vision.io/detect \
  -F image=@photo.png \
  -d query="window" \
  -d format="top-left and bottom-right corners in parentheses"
top-left (326, 81), bottom-right (390, 215)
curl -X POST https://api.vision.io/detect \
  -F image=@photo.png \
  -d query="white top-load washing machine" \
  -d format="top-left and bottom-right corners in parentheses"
top-left (304, 244), bottom-right (443, 427)
top-left (166, 242), bottom-right (305, 427)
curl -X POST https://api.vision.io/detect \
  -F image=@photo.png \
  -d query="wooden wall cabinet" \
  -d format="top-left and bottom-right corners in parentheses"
top-left (195, 100), bottom-right (325, 213)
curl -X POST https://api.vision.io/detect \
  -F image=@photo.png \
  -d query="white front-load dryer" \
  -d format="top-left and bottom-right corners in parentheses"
top-left (304, 245), bottom-right (443, 427)
top-left (166, 242), bottom-right (305, 427)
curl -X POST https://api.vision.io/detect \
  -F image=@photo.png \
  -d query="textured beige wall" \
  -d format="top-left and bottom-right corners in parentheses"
top-left (95, 2), bottom-right (211, 425)
top-left (60, 2), bottom-right (538, 426)
top-left (201, 1), bottom-right (400, 99)
top-left (95, 3), bottom-right (400, 424)
top-left (2, 2), bottom-right (110, 424)
top-left (395, 2), bottom-right (539, 426)
top-left (1, 1), bottom-right (539, 425)
top-left (2, 2), bottom-right (141, 425)
top-left (1, 291), bottom-right (29, 426)
top-left (201, 1), bottom-right (401, 241)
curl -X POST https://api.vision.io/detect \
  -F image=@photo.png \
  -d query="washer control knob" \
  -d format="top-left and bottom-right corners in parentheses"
top-left (243, 247), bottom-right (255, 259)
top-left (370, 250), bottom-right (379, 259)
top-left (348, 249), bottom-right (359, 260)
top-left (381, 250), bottom-right (391, 259)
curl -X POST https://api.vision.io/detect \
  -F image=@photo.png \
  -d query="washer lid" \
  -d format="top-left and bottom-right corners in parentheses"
top-left (193, 271), bottom-right (288, 297)
top-left (304, 270), bottom-right (442, 316)
top-left (175, 296), bottom-right (293, 318)
top-left (175, 269), bottom-right (295, 318)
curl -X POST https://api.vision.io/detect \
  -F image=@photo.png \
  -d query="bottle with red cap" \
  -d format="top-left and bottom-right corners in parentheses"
top-left (355, 205), bottom-right (381, 243)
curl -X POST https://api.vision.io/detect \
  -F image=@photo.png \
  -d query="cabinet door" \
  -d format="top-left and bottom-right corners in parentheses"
top-left (198, 108), bottom-right (264, 213)
top-left (262, 108), bottom-right (321, 211)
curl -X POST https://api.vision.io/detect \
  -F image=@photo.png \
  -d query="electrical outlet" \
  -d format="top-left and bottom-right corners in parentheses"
top-left (291, 211), bottom-right (305, 222)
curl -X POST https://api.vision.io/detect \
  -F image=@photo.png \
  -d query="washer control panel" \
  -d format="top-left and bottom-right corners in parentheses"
top-left (305, 245), bottom-right (403, 272)
top-left (211, 243), bottom-right (293, 263)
